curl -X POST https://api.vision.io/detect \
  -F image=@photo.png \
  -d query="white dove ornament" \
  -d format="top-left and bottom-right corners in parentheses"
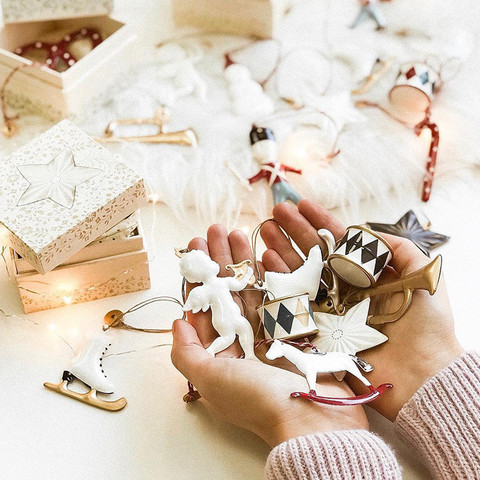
top-left (177, 249), bottom-right (255, 359)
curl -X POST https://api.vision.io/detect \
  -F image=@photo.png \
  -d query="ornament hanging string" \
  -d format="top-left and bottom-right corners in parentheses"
top-left (356, 100), bottom-right (439, 202)
top-left (103, 296), bottom-right (185, 333)
top-left (1, 62), bottom-right (44, 138)
top-left (258, 107), bottom-right (342, 161)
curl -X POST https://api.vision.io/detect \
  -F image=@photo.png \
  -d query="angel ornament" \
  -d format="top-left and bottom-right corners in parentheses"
top-left (248, 125), bottom-right (302, 205)
top-left (176, 248), bottom-right (256, 359)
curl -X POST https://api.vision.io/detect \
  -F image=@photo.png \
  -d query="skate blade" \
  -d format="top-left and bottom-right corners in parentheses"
top-left (44, 380), bottom-right (127, 412)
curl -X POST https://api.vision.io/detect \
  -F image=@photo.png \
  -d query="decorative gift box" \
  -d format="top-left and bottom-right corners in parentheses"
top-left (0, 2), bottom-right (136, 119)
top-left (1, 0), bottom-right (114, 24)
top-left (172, 0), bottom-right (288, 39)
top-left (7, 227), bottom-right (151, 313)
top-left (0, 119), bottom-right (148, 275)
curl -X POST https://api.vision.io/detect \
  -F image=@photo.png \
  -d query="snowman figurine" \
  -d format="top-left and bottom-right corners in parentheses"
top-left (248, 125), bottom-right (302, 205)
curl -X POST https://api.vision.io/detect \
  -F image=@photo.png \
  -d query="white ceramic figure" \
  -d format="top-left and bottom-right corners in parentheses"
top-left (264, 244), bottom-right (324, 300)
top-left (265, 340), bottom-right (373, 395)
top-left (178, 249), bottom-right (255, 359)
top-left (313, 298), bottom-right (388, 354)
top-left (224, 64), bottom-right (274, 119)
top-left (44, 333), bottom-right (127, 411)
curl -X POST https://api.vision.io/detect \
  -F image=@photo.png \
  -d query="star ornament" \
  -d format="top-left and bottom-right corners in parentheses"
top-left (367, 210), bottom-right (449, 257)
top-left (17, 148), bottom-right (102, 209)
top-left (313, 298), bottom-right (388, 354)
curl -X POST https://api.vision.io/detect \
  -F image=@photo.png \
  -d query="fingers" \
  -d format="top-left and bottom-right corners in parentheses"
top-left (171, 319), bottom-right (212, 386)
top-left (207, 224), bottom-right (233, 275)
top-left (262, 249), bottom-right (290, 273)
top-left (297, 199), bottom-right (345, 240)
top-left (261, 220), bottom-right (304, 270)
top-left (381, 233), bottom-right (430, 275)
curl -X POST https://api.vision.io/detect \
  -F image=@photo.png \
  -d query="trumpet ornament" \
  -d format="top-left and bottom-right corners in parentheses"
top-left (96, 107), bottom-right (197, 146)
top-left (318, 255), bottom-right (442, 325)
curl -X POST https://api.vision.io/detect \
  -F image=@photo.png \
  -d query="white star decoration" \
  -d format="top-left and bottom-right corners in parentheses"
top-left (313, 298), bottom-right (388, 354)
top-left (17, 148), bottom-right (102, 209)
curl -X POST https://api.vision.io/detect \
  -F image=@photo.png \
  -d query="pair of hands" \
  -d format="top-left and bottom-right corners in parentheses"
top-left (171, 200), bottom-right (464, 447)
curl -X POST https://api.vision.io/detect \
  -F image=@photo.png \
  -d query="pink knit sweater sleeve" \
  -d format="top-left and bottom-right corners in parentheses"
top-left (395, 351), bottom-right (480, 479)
top-left (265, 430), bottom-right (401, 479)
top-left (265, 352), bottom-right (480, 480)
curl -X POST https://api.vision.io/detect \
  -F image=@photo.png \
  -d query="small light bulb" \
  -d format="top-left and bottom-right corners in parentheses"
top-left (63, 296), bottom-right (72, 305)
top-left (150, 193), bottom-right (160, 204)
top-left (49, 323), bottom-right (57, 331)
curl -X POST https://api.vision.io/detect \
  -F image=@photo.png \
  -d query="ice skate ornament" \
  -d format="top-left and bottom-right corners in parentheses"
top-left (225, 64), bottom-right (274, 119)
top-left (350, 0), bottom-right (387, 30)
top-left (44, 333), bottom-right (127, 412)
top-left (248, 125), bottom-right (302, 205)
top-left (176, 248), bottom-right (256, 359)
top-left (265, 340), bottom-right (392, 405)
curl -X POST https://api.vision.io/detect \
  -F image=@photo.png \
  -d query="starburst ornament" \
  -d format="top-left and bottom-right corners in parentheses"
top-left (313, 298), bottom-right (388, 354)
top-left (17, 147), bottom-right (102, 209)
top-left (368, 210), bottom-right (449, 257)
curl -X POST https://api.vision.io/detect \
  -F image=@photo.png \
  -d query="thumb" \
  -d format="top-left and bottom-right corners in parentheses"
top-left (171, 319), bottom-right (212, 384)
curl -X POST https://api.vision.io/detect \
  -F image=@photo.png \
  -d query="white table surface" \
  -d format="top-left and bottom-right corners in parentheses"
top-left (1, 1), bottom-right (480, 479)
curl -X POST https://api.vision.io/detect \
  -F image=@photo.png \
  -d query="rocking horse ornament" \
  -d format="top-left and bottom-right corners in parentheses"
top-left (266, 340), bottom-right (393, 405)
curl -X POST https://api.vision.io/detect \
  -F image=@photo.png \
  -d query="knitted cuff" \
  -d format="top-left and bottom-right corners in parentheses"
top-left (396, 351), bottom-right (480, 480)
top-left (265, 430), bottom-right (401, 480)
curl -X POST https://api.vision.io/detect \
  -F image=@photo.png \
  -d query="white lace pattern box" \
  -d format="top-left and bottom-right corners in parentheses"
top-left (0, 120), bottom-right (148, 275)
top-left (0, 0), bottom-right (136, 119)
top-left (1, 0), bottom-right (113, 24)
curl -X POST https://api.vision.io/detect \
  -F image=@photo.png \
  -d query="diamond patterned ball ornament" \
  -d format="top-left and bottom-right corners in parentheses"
top-left (312, 298), bottom-right (388, 354)
top-left (367, 210), bottom-right (449, 257)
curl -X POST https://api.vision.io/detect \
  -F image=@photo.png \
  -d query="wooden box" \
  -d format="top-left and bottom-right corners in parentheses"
top-left (0, 14), bottom-right (137, 119)
top-left (171, 0), bottom-right (288, 39)
top-left (7, 222), bottom-right (151, 313)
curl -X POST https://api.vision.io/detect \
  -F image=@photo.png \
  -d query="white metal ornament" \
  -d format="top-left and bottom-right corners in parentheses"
top-left (313, 298), bottom-right (388, 354)
top-left (265, 339), bottom-right (392, 405)
top-left (44, 333), bottom-right (127, 411)
top-left (177, 249), bottom-right (255, 359)
top-left (264, 244), bottom-right (324, 300)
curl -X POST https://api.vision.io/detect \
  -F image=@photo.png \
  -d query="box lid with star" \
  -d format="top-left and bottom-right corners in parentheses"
top-left (0, 119), bottom-right (147, 274)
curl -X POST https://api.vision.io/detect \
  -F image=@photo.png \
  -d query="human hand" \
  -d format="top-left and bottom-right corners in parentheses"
top-left (171, 224), bottom-right (368, 446)
top-left (261, 200), bottom-right (465, 421)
